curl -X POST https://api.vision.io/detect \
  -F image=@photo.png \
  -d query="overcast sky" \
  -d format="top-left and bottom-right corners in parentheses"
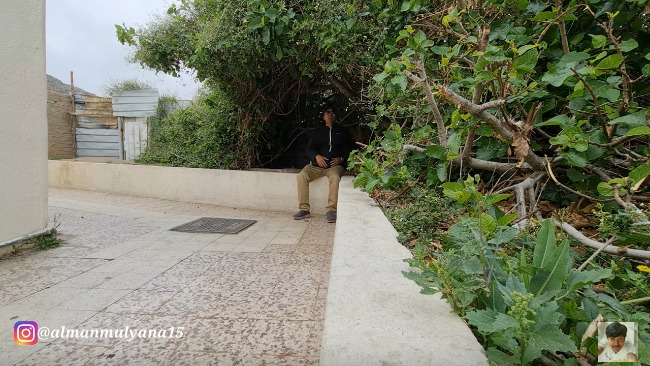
top-left (46, 0), bottom-right (201, 99)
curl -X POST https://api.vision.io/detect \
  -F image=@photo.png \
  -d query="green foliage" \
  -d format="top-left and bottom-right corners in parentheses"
top-left (103, 78), bottom-right (153, 97)
top-left (36, 234), bottom-right (62, 250)
top-left (403, 217), bottom-right (638, 364)
top-left (355, 0), bottom-right (650, 211)
top-left (384, 188), bottom-right (455, 248)
top-left (137, 88), bottom-right (254, 169)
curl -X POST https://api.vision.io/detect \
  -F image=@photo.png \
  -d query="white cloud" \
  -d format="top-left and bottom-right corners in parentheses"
top-left (46, 0), bottom-right (201, 99)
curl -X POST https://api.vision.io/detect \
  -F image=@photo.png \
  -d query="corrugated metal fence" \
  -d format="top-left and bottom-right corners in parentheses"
top-left (112, 89), bottom-right (159, 161)
top-left (68, 89), bottom-right (188, 160)
top-left (72, 94), bottom-right (120, 158)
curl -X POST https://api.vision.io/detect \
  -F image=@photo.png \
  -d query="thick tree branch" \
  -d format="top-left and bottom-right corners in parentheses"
top-left (438, 86), bottom-right (547, 170)
top-left (462, 24), bottom-right (491, 162)
top-left (555, 220), bottom-right (650, 260)
top-left (403, 144), bottom-right (534, 173)
top-left (555, 0), bottom-right (570, 54)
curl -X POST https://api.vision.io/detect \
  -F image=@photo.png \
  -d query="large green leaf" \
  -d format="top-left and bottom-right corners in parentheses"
top-left (591, 80), bottom-right (621, 102)
top-left (629, 162), bottom-right (650, 186)
top-left (542, 68), bottom-right (573, 86)
top-left (486, 347), bottom-right (519, 366)
top-left (608, 111), bottom-right (648, 127)
top-left (522, 324), bottom-right (579, 364)
top-left (467, 310), bottom-right (519, 334)
top-left (595, 54), bottom-right (623, 69)
top-left (560, 150), bottom-right (587, 167)
top-left (618, 233), bottom-right (650, 245)
top-left (541, 53), bottom-right (590, 87)
top-left (557, 52), bottom-right (591, 68)
top-left (513, 49), bottom-right (538, 73)
top-left (589, 34), bottom-right (607, 48)
top-left (533, 300), bottom-right (564, 326)
top-left (535, 239), bottom-right (571, 295)
top-left (565, 268), bottom-right (612, 294)
top-left (627, 126), bottom-right (650, 136)
top-left (488, 226), bottom-right (519, 245)
top-left (476, 138), bottom-right (508, 160)
top-left (533, 219), bottom-right (556, 269)
top-left (436, 161), bottom-right (448, 182)
top-left (597, 182), bottom-right (614, 197)
top-left (620, 39), bottom-right (639, 52)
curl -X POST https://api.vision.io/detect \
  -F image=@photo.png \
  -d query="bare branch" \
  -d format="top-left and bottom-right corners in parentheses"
top-left (462, 24), bottom-right (491, 162)
top-left (578, 237), bottom-right (616, 270)
top-left (546, 159), bottom-right (614, 203)
top-left (477, 100), bottom-right (506, 111)
top-left (404, 61), bottom-right (448, 147)
top-left (438, 86), bottom-right (547, 170)
top-left (597, 20), bottom-right (632, 113)
top-left (588, 135), bottom-right (635, 148)
top-left (403, 144), bottom-right (534, 173)
top-left (570, 67), bottom-right (608, 133)
top-left (536, 4), bottom-right (592, 44)
top-left (555, 220), bottom-right (650, 260)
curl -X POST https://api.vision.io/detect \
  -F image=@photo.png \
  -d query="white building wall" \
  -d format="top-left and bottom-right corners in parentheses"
top-left (0, 0), bottom-right (48, 242)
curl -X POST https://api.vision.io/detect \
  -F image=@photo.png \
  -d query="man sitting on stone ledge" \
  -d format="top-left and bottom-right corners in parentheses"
top-left (293, 105), bottom-right (354, 223)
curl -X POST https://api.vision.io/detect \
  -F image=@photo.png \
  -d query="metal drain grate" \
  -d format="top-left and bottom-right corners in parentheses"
top-left (170, 217), bottom-right (256, 234)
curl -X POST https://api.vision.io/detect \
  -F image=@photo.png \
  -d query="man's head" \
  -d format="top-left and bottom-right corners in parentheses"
top-left (322, 105), bottom-right (336, 127)
top-left (606, 322), bottom-right (628, 353)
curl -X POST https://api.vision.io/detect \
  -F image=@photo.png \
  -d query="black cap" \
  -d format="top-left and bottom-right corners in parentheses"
top-left (321, 104), bottom-right (335, 114)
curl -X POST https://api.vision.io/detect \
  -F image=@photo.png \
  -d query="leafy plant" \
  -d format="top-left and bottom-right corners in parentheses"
top-left (36, 234), bottom-right (62, 250)
top-left (405, 219), bottom-right (627, 364)
top-left (137, 88), bottom-right (257, 169)
top-left (102, 78), bottom-right (153, 97)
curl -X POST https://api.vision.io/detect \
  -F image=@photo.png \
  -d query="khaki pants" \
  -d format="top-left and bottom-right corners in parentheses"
top-left (297, 163), bottom-right (345, 212)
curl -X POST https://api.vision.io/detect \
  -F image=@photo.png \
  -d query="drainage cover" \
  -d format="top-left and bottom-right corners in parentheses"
top-left (170, 217), bottom-right (256, 234)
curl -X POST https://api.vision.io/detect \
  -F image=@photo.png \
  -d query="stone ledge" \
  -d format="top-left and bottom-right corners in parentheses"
top-left (48, 160), bottom-right (331, 213)
top-left (321, 177), bottom-right (488, 366)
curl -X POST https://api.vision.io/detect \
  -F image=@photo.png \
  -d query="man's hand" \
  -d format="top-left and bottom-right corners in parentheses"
top-left (331, 157), bottom-right (343, 167)
top-left (315, 155), bottom-right (328, 168)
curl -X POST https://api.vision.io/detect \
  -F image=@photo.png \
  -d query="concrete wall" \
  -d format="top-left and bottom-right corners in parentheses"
top-left (48, 161), bottom-right (331, 213)
top-left (0, 1), bottom-right (48, 243)
top-left (321, 177), bottom-right (488, 365)
top-left (48, 91), bottom-right (74, 159)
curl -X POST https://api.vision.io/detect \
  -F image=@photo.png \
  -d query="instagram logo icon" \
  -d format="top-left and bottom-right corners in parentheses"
top-left (14, 321), bottom-right (38, 345)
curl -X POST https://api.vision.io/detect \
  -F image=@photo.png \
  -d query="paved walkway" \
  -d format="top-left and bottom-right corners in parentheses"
top-left (1, 188), bottom-right (334, 365)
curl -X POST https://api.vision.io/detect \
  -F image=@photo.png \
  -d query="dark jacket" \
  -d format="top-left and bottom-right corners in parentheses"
top-left (307, 124), bottom-right (354, 168)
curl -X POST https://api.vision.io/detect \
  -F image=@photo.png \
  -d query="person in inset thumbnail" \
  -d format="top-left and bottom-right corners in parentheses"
top-left (598, 322), bottom-right (638, 362)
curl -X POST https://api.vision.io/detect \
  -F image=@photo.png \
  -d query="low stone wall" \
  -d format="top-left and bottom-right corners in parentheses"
top-left (321, 177), bottom-right (488, 365)
top-left (48, 160), bottom-right (330, 213)
top-left (48, 91), bottom-right (74, 159)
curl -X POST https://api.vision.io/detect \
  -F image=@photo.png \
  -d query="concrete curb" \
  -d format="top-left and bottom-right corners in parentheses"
top-left (321, 177), bottom-right (488, 365)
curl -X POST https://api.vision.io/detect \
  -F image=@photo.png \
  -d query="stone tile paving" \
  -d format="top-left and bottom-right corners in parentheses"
top-left (1, 188), bottom-right (334, 365)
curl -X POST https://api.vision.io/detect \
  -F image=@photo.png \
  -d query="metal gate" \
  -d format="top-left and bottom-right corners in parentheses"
top-left (75, 128), bottom-right (120, 158)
